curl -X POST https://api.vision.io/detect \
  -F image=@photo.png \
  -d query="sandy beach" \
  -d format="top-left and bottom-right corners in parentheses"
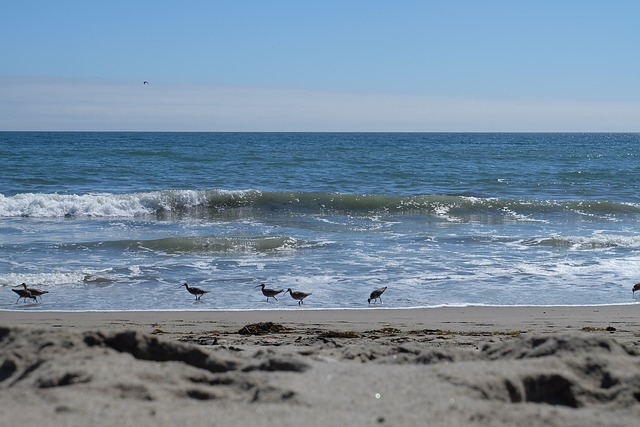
top-left (1, 305), bottom-right (639, 426)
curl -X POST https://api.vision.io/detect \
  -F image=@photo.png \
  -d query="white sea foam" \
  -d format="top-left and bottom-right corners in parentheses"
top-left (501, 207), bottom-right (548, 223)
top-left (0, 189), bottom-right (263, 218)
top-left (0, 193), bottom-right (152, 218)
top-left (0, 271), bottom-right (86, 288)
top-left (543, 233), bottom-right (640, 250)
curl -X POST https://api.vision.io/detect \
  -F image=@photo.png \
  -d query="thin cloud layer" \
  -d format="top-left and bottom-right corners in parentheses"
top-left (1, 77), bottom-right (639, 132)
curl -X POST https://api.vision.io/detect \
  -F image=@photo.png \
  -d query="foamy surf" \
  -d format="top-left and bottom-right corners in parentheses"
top-left (2, 190), bottom-right (639, 219)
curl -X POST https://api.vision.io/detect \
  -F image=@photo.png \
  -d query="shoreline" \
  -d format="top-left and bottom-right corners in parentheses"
top-left (1, 304), bottom-right (638, 337)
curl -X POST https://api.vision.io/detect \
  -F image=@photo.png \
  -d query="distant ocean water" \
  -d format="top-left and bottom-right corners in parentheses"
top-left (2, 132), bottom-right (640, 311)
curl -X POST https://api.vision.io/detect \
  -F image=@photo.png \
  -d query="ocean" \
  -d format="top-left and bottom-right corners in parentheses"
top-left (2, 132), bottom-right (640, 311)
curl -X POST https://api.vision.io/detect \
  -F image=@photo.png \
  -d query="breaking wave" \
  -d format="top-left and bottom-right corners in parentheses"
top-left (55, 235), bottom-right (312, 254)
top-left (523, 234), bottom-right (640, 250)
top-left (1, 189), bottom-right (639, 219)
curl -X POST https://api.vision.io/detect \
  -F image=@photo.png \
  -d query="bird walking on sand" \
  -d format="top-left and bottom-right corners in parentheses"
top-left (12, 286), bottom-right (36, 304)
top-left (180, 283), bottom-right (209, 300)
top-left (284, 288), bottom-right (312, 305)
top-left (255, 284), bottom-right (284, 302)
top-left (17, 283), bottom-right (48, 301)
top-left (633, 283), bottom-right (640, 297)
top-left (368, 286), bottom-right (387, 304)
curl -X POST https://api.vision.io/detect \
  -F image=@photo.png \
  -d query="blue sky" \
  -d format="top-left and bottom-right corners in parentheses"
top-left (1, 1), bottom-right (639, 131)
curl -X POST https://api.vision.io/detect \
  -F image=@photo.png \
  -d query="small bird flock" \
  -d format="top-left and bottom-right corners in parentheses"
top-left (10, 281), bottom-right (640, 307)
top-left (176, 282), bottom-right (383, 306)
top-left (7, 280), bottom-right (377, 307)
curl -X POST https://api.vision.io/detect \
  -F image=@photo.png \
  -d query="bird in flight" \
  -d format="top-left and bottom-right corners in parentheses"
top-left (143, 81), bottom-right (149, 85)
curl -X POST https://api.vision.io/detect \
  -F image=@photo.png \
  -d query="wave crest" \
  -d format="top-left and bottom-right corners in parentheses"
top-left (59, 235), bottom-right (306, 254)
top-left (525, 234), bottom-right (640, 249)
top-left (1, 190), bottom-right (639, 219)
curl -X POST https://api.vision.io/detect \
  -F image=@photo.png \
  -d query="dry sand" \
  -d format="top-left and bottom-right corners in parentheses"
top-left (1, 305), bottom-right (639, 426)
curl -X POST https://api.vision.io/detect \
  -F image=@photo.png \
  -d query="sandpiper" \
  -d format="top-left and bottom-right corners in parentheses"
top-left (368, 286), bottom-right (387, 304)
top-left (255, 284), bottom-right (284, 302)
top-left (633, 283), bottom-right (640, 297)
top-left (18, 283), bottom-right (49, 301)
top-left (180, 282), bottom-right (209, 300)
top-left (12, 286), bottom-right (36, 303)
top-left (283, 288), bottom-right (312, 305)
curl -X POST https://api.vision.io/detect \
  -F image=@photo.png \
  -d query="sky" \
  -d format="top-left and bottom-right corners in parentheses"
top-left (1, 0), bottom-right (639, 131)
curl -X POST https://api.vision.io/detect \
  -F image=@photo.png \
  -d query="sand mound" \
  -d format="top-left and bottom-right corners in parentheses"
top-left (0, 326), bottom-right (639, 426)
top-left (482, 333), bottom-right (638, 360)
top-left (437, 333), bottom-right (640, 410)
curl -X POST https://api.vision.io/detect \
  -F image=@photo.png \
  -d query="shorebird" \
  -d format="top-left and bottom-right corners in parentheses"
top-left (17, 283), bottom-right (48, 301)
top-left (12, 286), bottom-right (36, 303)
top-left (180, 282), bottom-right (208, 300)
top-left (283, 288), bottom-right (312, 305)
top-left (368, 286), bottom-right (387, 304)
top-left (633, 283), bottom-right (640, 297)
top-left (255, 284), bottom-right (284, 302)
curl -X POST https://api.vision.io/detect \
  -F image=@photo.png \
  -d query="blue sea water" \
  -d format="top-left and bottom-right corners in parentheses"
top-left (2, 132), bottom-right (640, 311)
